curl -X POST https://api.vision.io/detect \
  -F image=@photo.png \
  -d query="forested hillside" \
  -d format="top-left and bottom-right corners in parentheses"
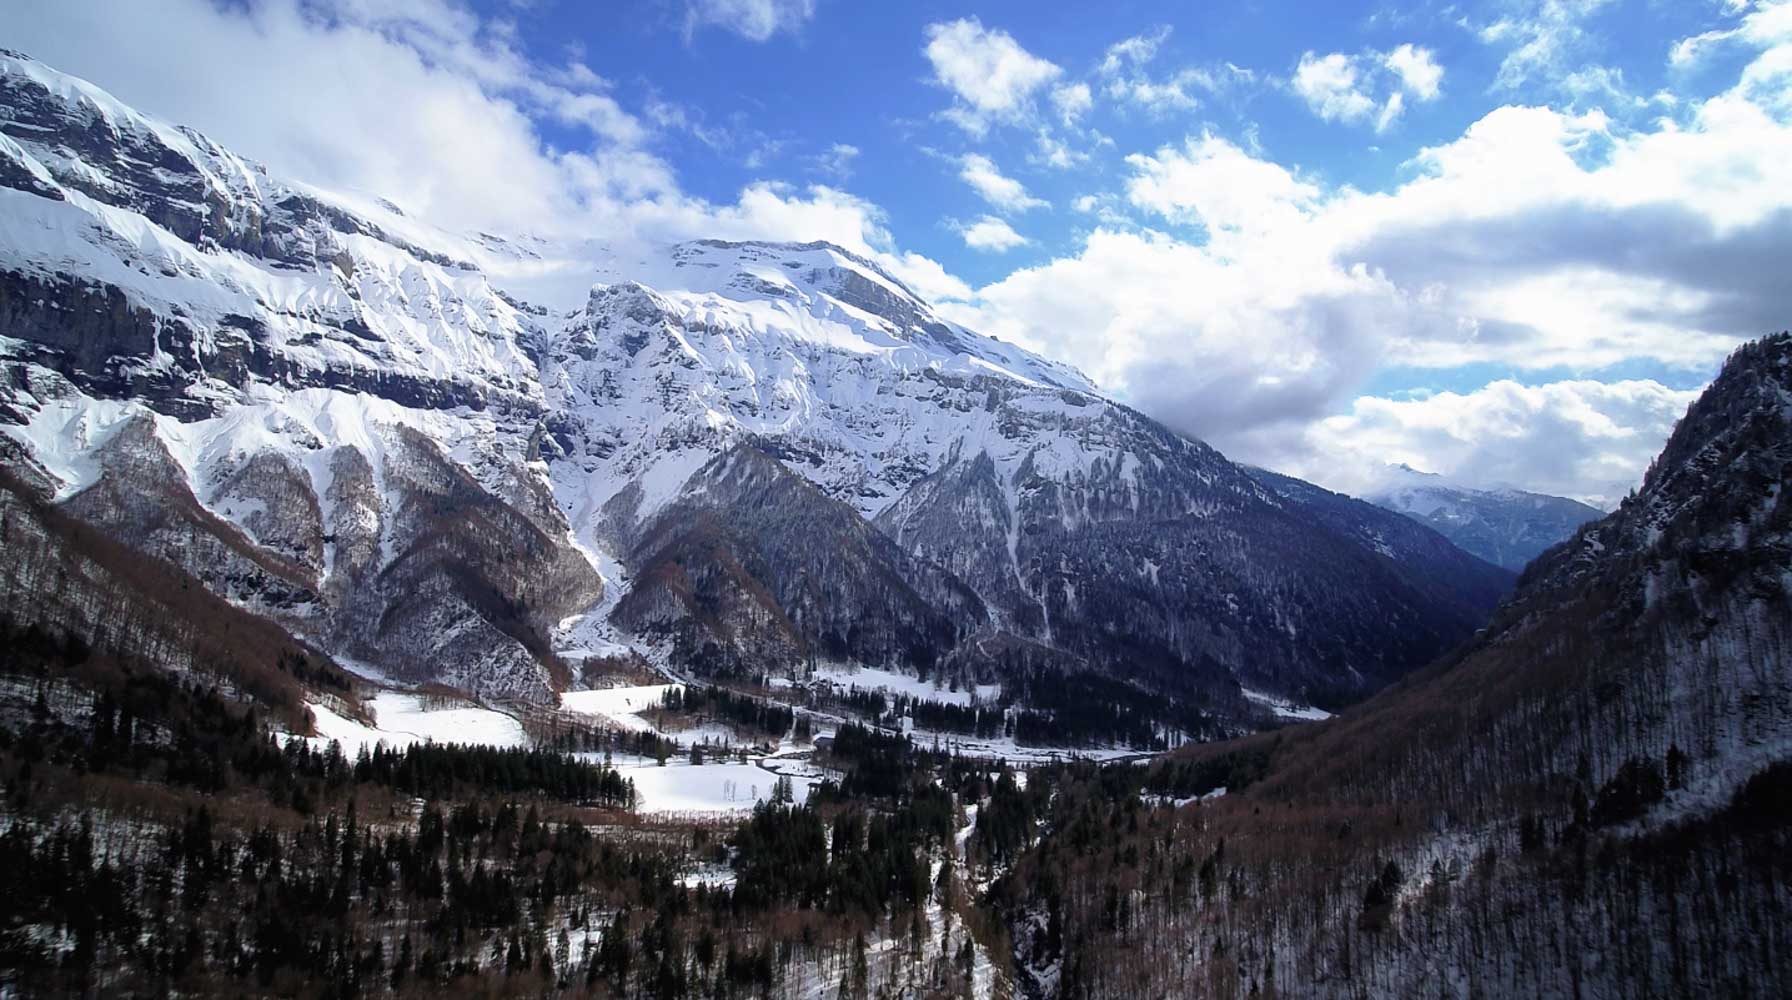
top-left (988, 333), bottom-right (1792, 997)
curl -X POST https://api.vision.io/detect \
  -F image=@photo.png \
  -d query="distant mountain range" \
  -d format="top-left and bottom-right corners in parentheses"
top-left (1365, 467), bottom-right (1605, 571)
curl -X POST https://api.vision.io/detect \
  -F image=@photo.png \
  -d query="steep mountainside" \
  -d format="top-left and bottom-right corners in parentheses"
top-left (0, 460), bottom-right (356, 732)
top-left (2, 50), bottom-right (1508, 718)
top-left (999, 333), bottom-right (1792, 997)
top-left (1367, 468), bottom-right (1604, 571)
top-left (614, 443), bottom-right (986, 674)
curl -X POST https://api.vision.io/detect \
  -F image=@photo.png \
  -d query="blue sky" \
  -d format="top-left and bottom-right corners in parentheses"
top-left (504, 1), bottom-right (1754, 286)
top-left (8, 0), bottom-right (1792, 503)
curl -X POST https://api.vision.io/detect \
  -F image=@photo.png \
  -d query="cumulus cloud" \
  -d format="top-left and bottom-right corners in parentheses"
top-left (943, 226), bottom-right (1392, 453)
top-left (1124, 134), bottom-right (1319, 236)
top-left (1296, 379), bottom-right (1702, 505)
top-left (1294, 52), bottom-right (1379, 123)
top-left (922, 18), bottom-right (1061, 134)
top-left (683, 0), bottom-right (816, 41)
top-left (954, 215), bottom-right (1030, 252)
top-left (1383, 43), bottom-right (1444, 100)
top-left (958, 153), bottom-right (1048, 212)
top-left (1292, 45), bottom-right (1442, 131)
top-left (949, 33), bottom-right (1792, 498)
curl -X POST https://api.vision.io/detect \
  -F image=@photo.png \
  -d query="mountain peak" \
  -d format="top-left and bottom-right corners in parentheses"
top-left (1366, 469), bottom-right (1606, 572)
top-left (1638, 331), bottom-right (1791, 500)
top-left (4, 47), bottom-right (1516, 716)
top-left (683, 238), bottom-right (923, 300)
top-left (1534, 330), bottom-right (1792, 586)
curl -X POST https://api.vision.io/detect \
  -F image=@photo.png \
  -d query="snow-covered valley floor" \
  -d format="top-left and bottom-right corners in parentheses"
top-left (302, 665), bottom-right (1170, 818)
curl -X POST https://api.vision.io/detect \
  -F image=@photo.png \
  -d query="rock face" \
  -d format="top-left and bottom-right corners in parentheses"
top-left (534, 243), bottom-right (1514, 709)
top-left (1367, 469), bottom-right (1604, 572)
top-left (614, 443), bottom-right (986, 675)
top-left (0, 54), bottom-right (535, 421)
top-left (1, 50), bottom-right (1514, 715)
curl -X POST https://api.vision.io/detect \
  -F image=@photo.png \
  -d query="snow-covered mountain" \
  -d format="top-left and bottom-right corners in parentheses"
top-left (1366, 467), bottom-right (1604, 572)
top-left (0, 50), bottom-right (1512, 717)
top-left (1007, 331), bottom-right (1792, 998)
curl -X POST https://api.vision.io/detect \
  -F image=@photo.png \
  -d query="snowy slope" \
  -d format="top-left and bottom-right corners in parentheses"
top-left (0, 50), bottom-right (1511, 716)
top-left (1366, 466), bottom-right (1604, 572)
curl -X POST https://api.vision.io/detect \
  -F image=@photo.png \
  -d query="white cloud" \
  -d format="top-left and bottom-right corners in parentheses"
top-left (1099, 27), bottom-right (1173, 76)
top-left (1383, 43), bottom-right (1443, 100)
top-left (1293, 47), bottom-right (1431, 131)
top-left (882, 251), bottom-right (975, 303)
top-left (954, 215), bottom-right (1031, 252)
top-left (683, 0), bottom-right (816, 41)
top-left (1481, 0), bottom-right (1615, 91)
top-left (645, 93), bottom-right (754, 153)
top-left (1124, 134), bottom-right (1319, 236)
top-left (1293, 51), bottom-right (1378, 124)
top-left (958, 153), bottom-right (1048, 212)
top-left (1290, 43), bottom-right (1440, 131)
top-left (1070, 192), bottom-right (1134, 226)
top-left (1671, 0), bottom-right (1792, 67)
top-left (1296, 379), bottom-right (1701, 505)
top-left (1105, 69), bottom-right (1213, 112)
top-left (1033, 130), bottom-right (1090, 170)
top-left (923, 18), bottom-right (1060, 134)
top-left (942, 225), bottom-right (1389, 461)
top-left (1558, 64), bottom-right (1633, 107)
top-left (1375, 91), bottom-right (1407, 132)
top-left (1096, 26), bottom-right (1237, 113)
top-left (814, 142), bottom-right (860, 179)
top-left (949, 36), bottom-right (1792, 498)
top-left (1051, 82), bottom-right (1093, 123)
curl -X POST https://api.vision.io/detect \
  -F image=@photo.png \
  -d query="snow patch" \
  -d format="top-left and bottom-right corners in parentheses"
top-left (1241, 686), bottom-right (1333, 721)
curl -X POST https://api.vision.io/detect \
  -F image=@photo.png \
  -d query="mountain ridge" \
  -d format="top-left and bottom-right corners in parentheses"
top-left (997, 330), bottom-right (1792, 996)
top-left (1364, 467), bottom-right (1605, 572)
top-left (2, 49), bottom-right (1512, 722)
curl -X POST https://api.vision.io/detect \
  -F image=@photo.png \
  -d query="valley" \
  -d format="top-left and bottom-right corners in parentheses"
top-left (1, 36), bottom-right (1788, 1000)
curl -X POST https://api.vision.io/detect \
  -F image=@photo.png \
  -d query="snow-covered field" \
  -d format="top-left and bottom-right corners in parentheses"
top-left (910, 729), bottom-right (1144, 765)
top-left (304, 691), bottom-right (528, 754)
top-left (560, 683), bottom-right (682, 732)
top-left (810, 665), bottom-right (1000, 707)
top-left (298, 677), bottom-right (1154, 818)
top-left (620, 760), bottom-right (813, 814)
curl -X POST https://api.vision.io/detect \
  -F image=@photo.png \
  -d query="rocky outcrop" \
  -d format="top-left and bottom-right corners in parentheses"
top-left (616, 443), bottom-right (984, 675)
